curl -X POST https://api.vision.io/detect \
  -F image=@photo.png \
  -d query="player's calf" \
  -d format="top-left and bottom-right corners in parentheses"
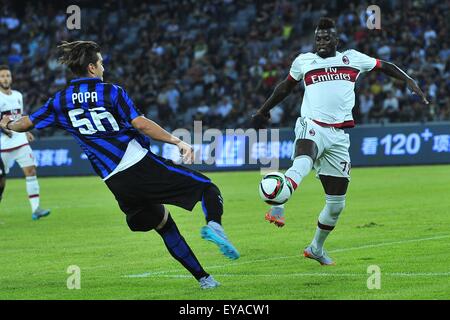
top-left (284, 138), bottom-right (317, 191)
top-left (284, 155), bottom-right (314, 190)
top-left (23, 168), bottom-right (51, 219)
top-left (121, 200), bottom-right (216, 286)
top-left (309, 194), bottom-right (345, 256)
top-left (201, 183), bottom-right (223, 225)
top-left (263, 153), bottom-right (313, 227)
top-left (156, 209), bottom-right (211, 281)
top-left (26, 175), bottom-right (40, 212)
top-left (318, 195), bottom-right (345, 227)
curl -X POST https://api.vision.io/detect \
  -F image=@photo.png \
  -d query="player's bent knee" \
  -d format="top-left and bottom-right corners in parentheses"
top-left (124, 204), bottom-right (166, 232)
top-left (294, 139), bottom-right (318, 160)
top-left (155, 207), bottom-right (169, 230)
top-left (23, 166), bottom-right (37, 177)
top-left (319, 175), bottom-right (349, 195)
top-left (126, 213), bottom-right (155, 232)
top-left (128, 221), bottom-right (152, 232)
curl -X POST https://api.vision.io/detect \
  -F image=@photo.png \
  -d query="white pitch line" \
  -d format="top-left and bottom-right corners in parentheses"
top-left (124, 234), bottom-right (450, 278)
top-left (329, 235), bottom-right (450, 253)
top-left (387, 272), bottom-right (450, 277)
top-left (146, 272), bottom-right (450, 279)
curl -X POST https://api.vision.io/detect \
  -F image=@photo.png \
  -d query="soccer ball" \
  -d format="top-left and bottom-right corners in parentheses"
top-left (259, 172), bottom-right (293, 205)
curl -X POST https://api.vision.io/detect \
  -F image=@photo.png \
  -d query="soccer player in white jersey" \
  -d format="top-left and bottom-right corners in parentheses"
top-left (253, 18), bottom-right (428, 265)
top-left (0, 65), bottom-right (51, 220)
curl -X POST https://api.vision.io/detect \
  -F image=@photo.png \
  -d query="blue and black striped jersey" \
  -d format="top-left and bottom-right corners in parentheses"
top-left (29, 77), bottom-right (149, 178)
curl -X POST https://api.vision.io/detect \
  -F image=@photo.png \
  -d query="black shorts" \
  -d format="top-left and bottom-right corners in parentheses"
top-left (105, 152), bottom-right (211, 229)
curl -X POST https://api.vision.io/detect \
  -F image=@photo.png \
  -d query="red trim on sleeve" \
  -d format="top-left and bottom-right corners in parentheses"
top-left (287, 74), bottom-right (300, 82)
top-left (375, 59), bottom-right (381, 69)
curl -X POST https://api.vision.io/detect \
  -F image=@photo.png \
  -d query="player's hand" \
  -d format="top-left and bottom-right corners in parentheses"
top-left (252, 110), bottom-right (271, 129)
top-left (177, 141), bottom-right (195, 164)
top-left (0, 115), bottom-right (13, 138)
top-left (407, 78), bottom-right (429, 105)
top-left (26, 132), bottom-right (35, 143)
top-left (1, 127), bottom-right (13, 138)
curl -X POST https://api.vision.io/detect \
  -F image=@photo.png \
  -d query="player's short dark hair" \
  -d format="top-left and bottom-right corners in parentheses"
top-left (0, 65), bottom-right (10, 72)
top-left (57, 41), bottom-right (101, 76)
top-left (316, 17), bottom-right (336, 31)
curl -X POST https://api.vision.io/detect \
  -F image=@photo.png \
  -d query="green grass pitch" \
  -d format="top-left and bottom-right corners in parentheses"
top-left (0, 165), bottom-right (449, 300)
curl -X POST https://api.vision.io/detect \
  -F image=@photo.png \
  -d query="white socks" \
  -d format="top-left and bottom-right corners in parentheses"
top-left (310, 228), bottom-right (331, 256)
top-left (311, 194), bottom-right (346, 255)
top-left (26, 176), bottom-right (40, 213)
top-left (285, 155), bottom-right (313, 188)
top-left (282, 155), bottom-right (347, 257)
top-left (318, 195), bottom-right (346, 227)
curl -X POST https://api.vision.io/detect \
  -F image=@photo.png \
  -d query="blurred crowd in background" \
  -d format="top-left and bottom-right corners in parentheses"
top-left (1, 0), bottom-right (449, 136)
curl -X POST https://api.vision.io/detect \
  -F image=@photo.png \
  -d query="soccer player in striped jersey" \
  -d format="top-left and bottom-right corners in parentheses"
top-left (0, 65), bottom-right (50, 220)
top-left (253, 17), bottom-right (428, 265)
top-left (0, 41), bottom-right (239, 289)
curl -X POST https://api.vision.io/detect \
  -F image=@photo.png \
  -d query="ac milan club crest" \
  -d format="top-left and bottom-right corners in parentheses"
top-left (342, 55), bottom-right (349, 65)
top-left (309, 129), bottom-right (316, 136)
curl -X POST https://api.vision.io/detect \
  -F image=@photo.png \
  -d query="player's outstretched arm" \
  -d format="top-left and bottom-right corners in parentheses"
top-left (131, 115), bottom-right (194, 163)
top-left (376, 60), bottom-right (429, 104)
top-left (0, 115), bottom-right (34, 133)
top-left (253, 77), bottom-right (298, 128)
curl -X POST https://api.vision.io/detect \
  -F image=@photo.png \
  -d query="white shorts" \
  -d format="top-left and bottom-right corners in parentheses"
top-left (292, 117), bottom-right (351, 179)
top-left (0, 144), bottom-right (37, 175)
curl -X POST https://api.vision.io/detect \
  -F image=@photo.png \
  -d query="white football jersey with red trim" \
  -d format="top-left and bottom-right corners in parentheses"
top-left (0, 90), bottom-right (29, 151)
top-left (289, 49), bottom-right (378, 128)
